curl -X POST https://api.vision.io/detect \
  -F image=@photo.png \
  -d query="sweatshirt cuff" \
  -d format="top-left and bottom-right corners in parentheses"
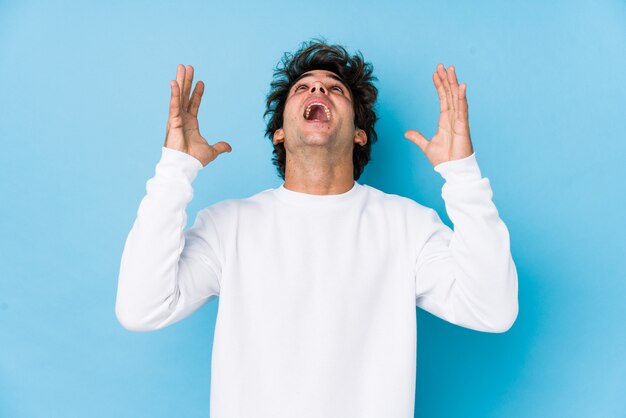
top-left (433, 152), bottom-right (482, 183)
top-left (155, 146), bottom-right (204, 184)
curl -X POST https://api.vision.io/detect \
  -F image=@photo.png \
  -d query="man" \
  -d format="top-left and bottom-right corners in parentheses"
top-left (115, 39), bottom-right (518, 418)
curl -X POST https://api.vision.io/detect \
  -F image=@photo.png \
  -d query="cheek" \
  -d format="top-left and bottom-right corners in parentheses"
top-left (283, 101), bottom-right (299, 121)
top-left (342, 106), bottom-right (357, 127)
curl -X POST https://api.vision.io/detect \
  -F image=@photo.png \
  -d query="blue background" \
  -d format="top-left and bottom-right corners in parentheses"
top-left (1, 0), bottom-right (625, 417)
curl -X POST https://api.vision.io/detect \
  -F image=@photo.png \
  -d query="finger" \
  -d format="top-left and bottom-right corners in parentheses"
top-left (212, 141), bottom-right (233, 155)
top-left (404, 129), bottom-right (429, 153)
top-left (447, 66), bottom-right (459, 113)
top-left (457, 83), bottom-right (469, 124)
top-left (182, 65), bottom-right (194, 111)
top-left (175, 64), bottom-right (185, 107)
top-left (188, 80), bottom-right (204, 117)
top-left (432, 72), bottom-right (447, 113)
top-left (437, 64), bottom-right (453, 112)
top-left (168, 80), bottom-right (181, 124)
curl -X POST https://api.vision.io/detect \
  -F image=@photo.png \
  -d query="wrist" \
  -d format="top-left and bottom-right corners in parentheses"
top-left (433, 152), bottom-right (482, 182)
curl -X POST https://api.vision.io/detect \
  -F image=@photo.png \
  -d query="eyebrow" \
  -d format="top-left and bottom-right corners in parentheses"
top-left (292, 73), bottom-right (351, 94)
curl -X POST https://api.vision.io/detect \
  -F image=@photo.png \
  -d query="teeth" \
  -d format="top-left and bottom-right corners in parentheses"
top-left (304, 102), bottom-right (331, 120)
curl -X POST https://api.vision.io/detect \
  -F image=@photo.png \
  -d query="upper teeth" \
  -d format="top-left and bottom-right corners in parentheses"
top-left (305, 102), bottom-right (331, 120)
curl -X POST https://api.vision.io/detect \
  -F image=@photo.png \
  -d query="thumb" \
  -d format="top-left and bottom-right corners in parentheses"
top-left (404, 130), bottom-right (429, 153)
top-left (212, 141), bottom-right (233, 155)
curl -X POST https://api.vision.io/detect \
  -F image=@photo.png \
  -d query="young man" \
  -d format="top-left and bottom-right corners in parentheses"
top-left (115, 39), bottom-right (518, 418)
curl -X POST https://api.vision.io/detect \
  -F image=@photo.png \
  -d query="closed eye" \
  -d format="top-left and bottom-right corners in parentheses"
top-left (293, 82), bottom-right (345, 95)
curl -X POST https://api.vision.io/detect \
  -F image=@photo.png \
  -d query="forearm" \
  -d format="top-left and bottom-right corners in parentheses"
top-left (417, 153), bottom-right (519, 333)
top-left (115, 147), bottom-right (203, 331)
top-left (447, 186), bottom-right (517, 331)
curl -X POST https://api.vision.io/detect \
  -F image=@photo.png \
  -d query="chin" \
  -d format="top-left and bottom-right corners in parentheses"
top-left (300, 134), bottom-right (333, 145)
top-left (302, 137), bottom-right (330, 147)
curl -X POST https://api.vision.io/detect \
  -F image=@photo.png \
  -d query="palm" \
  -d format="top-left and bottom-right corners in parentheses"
top-left (405, 64), bottom-right (474, 167)
top-left (164, 64), bottom-right (232, 166)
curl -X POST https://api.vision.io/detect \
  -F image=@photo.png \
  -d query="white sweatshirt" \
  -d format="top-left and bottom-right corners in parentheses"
top-left (116, 146), bottom-right (518, 418)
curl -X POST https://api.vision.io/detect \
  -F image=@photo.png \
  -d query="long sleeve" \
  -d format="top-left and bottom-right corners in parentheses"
top-left (115, 147), bottom-right (223, 332)
top-left (414, 152), bottom-right (518, 333)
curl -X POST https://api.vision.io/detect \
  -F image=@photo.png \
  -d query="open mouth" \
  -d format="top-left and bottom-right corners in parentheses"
top-left (303, 102), bottom-right (331, 122)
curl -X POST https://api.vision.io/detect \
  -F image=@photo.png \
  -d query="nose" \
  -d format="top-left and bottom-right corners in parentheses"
top-left (309, 81), bottom-right (327, 94)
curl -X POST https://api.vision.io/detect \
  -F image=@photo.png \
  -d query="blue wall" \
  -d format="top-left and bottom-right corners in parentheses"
top-left (1, 0), bottom-right (624, 417)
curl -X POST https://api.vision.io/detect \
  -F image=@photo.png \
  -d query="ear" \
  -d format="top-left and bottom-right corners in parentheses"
top-left (273, 128), bottom-right (285, 145)
top-left (354, 129), bottom-right (368, 146)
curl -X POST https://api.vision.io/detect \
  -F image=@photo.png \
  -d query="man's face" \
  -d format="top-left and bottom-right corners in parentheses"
top-left (273, 69), bottom-right (367, 151)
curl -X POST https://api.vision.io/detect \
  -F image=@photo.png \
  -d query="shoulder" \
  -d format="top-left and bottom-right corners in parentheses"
top-left (359, 184), bottom-right (443, 237)
top-left (198, 187), bottom-right (276, 220)
top-left (360, 183), bottom-right (434, 215)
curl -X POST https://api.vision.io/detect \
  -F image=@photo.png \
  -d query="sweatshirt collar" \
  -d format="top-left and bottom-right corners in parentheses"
top-left (273, 181), bottom-right (362, 208)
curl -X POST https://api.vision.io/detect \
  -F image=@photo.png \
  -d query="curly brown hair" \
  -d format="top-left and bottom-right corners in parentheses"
top-left (263, 38), bottom-right (379, 181)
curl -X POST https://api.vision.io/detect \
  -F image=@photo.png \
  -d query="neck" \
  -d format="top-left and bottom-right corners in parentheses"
top-left (282, 148), bottom-right (355, 195)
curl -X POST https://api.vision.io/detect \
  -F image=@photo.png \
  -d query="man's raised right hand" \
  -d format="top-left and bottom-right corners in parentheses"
top-left (164, 64), bottom-right (232, 166)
